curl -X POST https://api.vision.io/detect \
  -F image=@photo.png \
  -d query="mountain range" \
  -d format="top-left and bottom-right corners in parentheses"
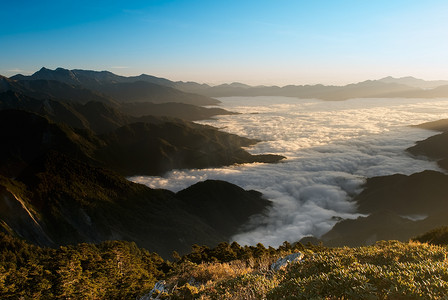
top-left (0, 67), bottom-right (286, 258)
top-left (10, 67), bottom-right (448, 101)
top-left (9, 67), bottom-right (219, 106)
top-left (2, 66), bottom-right (448, 258)
top-left (0, 109), bottom-right (281, 257)
top-left (175, 76), bottom-right (448, 100)
top-left (320, 119), bottom-right (448, 247)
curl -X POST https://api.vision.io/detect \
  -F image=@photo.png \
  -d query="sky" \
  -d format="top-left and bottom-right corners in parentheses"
top-left (1, 0), bottom-right (448, 85)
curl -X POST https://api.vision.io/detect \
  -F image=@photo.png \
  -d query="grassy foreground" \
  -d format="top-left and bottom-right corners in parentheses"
top-left (1, 232), bottom-right (448, 299)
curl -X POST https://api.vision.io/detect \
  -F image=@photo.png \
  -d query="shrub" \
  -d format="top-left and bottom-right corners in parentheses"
top-left (413, 226), bottom-right (448, 246)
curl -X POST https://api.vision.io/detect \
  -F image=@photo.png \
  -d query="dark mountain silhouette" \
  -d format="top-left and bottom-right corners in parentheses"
top-left (355, 170), bottom-right (448, 215)
top-left (120, 101), bottom-right (236, 120)
top-left (0, 110), bottom-right (99, 177)
top-left (11, 69), bottom-right (448, 101)
top-left (0, 73), bottom-right (284, 258)
top-left (321, 118), bottom-right (448, 247)
top-left (0, 153), bottom-right (270, 258)
top-left (12, 67), bottom-right (175, 88)
top-left (322, 210), bottom-right (416, 247)
top-left (0, 90), bottom-right (130, 133)
top-left (0, 110), bottom-right (284, 177)
top-left (411, 118), bottom-right (448, 132)
top-left (96, 121), bottom-right (284, 176)
top-left (408, 120), bottom-right (448, 171)
top-left (322, 171), bottom-right (448, 247)
top-left (413, 226), bottom-right (448, 246)
top-left (0, 91), bottom-right (234, 133)
top-left (176, 180), bottom-right (270, 237)
top-left (11, 67), bottom-right (219, 106)
top-left (0, 75), bottom-right (115, 105)
top-left (0, 110), bottom-right (274, 257)
top-left (93, 81), bottom-right (219, 105)
top-left (279, 117), bottom-right (448, 253)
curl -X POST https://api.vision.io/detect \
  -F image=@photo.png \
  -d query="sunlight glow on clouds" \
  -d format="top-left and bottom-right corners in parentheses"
top-left (130, 96), bottom-right (448, 247)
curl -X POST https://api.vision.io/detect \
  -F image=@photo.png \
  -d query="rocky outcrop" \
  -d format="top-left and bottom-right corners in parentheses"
top-left (0, 182), bottom-right (52, 245)
top-left (271, 252), bottom-right (304, 271)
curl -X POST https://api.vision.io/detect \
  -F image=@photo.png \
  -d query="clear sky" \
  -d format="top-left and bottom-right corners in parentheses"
top-left (1, 0), bottom-right (448, 85)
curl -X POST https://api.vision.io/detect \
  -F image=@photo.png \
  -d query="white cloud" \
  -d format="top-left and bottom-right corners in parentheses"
top-left (130, 96), bottom-right (448, 247)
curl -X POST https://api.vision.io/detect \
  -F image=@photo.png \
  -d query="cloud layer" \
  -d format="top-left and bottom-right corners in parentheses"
top-left (130, 96), bottom-right (448, 247)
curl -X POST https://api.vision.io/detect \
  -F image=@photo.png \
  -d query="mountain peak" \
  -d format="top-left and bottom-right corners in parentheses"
top-left (38, 67), bottom-right (51, 72)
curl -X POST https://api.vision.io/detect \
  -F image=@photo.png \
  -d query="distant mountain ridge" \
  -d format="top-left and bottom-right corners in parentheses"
top-left (10, 68), bottom-right (448, 101)
top-left (378, 76), bottom-right (448, 89)
top-left (12, 67), bottom-right (175, 88)
top-left (181, 79), bottom-right (448, 100)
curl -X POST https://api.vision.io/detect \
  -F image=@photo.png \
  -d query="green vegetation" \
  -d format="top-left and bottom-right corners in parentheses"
top-left (0, 233), bottom-right (166, 299)
top-left (2, 233), bottom-right (448, 299)
top-left (413, 226), bottom-right (448, 246)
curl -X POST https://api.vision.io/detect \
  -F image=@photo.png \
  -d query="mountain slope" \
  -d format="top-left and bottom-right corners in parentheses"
top-left (96, 121), bottom-right (284, 176)
top-left (93, 81), bottom-right (219, 105)
top-left (0, 75), bottom-right (115, 105)
top-left (11, 67), bottom-right (219, 106)
top-left (0, 90), bottom-right (235, 133)
top-left (322, 169), bottom-right (448, 246)
top-left (0, 111), bottom-right (275, 257)
top-left (0, 151), bottom-right (271, 257)
top-left (408, 120), bottom-right (448, 170)
top-left (0, 110), bottom-right (284, 177)
top-left (378, 76), bottom-right (448, 89)
top-left (321, 120), bottom-right (448, 247)
top-left (176, 180), bottom-right (271, 237)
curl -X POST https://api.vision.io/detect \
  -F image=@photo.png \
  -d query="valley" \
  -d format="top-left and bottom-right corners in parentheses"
top-left (1, 67), bottom-right (448, 298)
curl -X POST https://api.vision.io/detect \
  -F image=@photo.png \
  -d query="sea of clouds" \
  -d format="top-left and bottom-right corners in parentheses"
top-left (130, 96), bottom-right (448, 246)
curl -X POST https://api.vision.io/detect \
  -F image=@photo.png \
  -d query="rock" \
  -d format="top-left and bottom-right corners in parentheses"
top-left (271, 252), bottom-right (304, 271)
top-left (137, 280), bottom-right (166, 300)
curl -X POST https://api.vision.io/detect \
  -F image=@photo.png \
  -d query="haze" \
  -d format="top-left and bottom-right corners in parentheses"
top-left (2, 0), bottom-right (448, 85)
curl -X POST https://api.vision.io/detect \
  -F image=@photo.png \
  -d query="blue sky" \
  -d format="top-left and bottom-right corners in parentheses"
top-left (1, 0), bottom-right (448, 85)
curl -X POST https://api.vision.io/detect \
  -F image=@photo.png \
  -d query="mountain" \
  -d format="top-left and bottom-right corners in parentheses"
top-left (178, 77), bottom-right (448, 100)
top-left (0, 110), bottom-right (100, 177)
top-left (92, 81), bottom-right (219, 105)
top-left (176, 180), bottom-right (270, 236)
top-left (11, 68), bottom-right (448, 101)
top-left (0, 75), bottom-right (115, 105)
top-left (320, 118), bottom-right (448, 247)
top-left (0, 110), bottom-right (275, 257)
top-left (12, 67), bottom-right (175, 88)
top-left (408, 119), bottom-right (448, 171)
top-left (96, 120), bottom-right (285, 176)
top-left (0, 109), bottom-right (284, 177)
top-left (0, 152), bottom-right (271, 258)
top-left (411, 118), bottom-right (448, 132)
top-left (11, 67), bottom-right (219, 106)
top-left (378, 76), bottom-right (448, 89)
top-left (322, 170), bottom-right (448, 246)
top-left (178, 80), bottom-right (425, 100)
top-left (355, 170), bottom-right (448, 216)
top-left (0, 91), bottom-right (235, 133)
top-left (120, 101), bottom-right (236, 120)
